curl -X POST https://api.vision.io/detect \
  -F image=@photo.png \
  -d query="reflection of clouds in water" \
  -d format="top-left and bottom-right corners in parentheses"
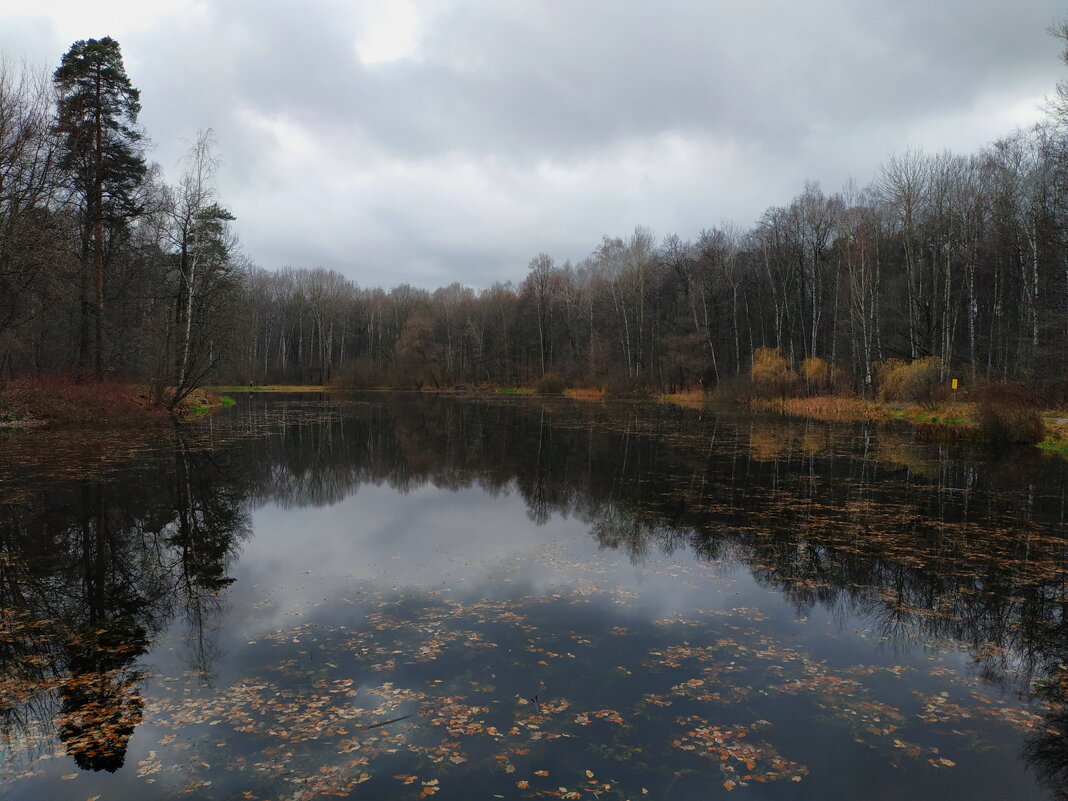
top-left (2, 395), bottom-right (1067, 800)
top-left (227, 481), bottom-right (765, 648)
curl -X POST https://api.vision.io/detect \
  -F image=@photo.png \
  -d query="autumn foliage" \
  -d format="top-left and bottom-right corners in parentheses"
top-left (876, 357), bottom-right (943, 405)
top-left (750, 348), bottom-right (799, 397)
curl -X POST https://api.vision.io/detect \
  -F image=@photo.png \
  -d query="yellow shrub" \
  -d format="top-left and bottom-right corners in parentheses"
top-left (800, 357), bottom-right (830, 394)
top-left (876, 357), bottom-right (943, 404)
top-left (750, 348), bottom-right (799, 397)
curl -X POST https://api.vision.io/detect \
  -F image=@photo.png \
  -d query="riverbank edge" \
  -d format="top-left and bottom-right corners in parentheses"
top-left (210, 384), bottom-right (1068, 456)
top-left (0, 380), bottom-right (234, 428)
top-left (746, 395), bottom-right (1068, 456)
top-left (9, 382), bottom-right (1066, 458)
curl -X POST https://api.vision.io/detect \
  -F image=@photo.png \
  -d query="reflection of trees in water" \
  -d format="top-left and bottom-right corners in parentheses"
top-left (2, 394), bottom-right (1066, 787)
top-left (212, 394), bottom-right (1068, 795)
top-left (215, 396), bottom-right (1066, 686)
top-left (1024, 665), bottom-right (1068, 801)
top-left (0, 433), bottom-right (249, 773)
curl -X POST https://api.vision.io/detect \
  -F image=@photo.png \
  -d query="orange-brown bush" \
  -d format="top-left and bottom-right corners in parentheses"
top-left (800, 356), bottom-right (830, 394)
top-left (750, 347), bottom-right (799, 397)
top-left (876, 357), bottom-right (943, 405)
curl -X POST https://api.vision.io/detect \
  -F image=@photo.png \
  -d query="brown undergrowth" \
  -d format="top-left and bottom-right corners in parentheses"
top-left (0, 376), bottom-right (170, 426)
top-left (563, 387), bottom-right (606, 401)
top-left (658, 389), bottom-right (708, 409)
top-left (750, 396), bottom-right (893, 423)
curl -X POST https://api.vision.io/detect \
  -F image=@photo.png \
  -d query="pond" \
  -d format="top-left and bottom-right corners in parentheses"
top-left (1, 393), bottom-right (1066, 800)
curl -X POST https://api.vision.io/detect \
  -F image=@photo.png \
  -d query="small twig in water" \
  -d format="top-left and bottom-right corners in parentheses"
top-left (361, 713), bottom-right (414, 731)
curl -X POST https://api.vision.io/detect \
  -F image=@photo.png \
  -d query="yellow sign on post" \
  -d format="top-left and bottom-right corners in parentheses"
top-left (951, 378), bottom-right (958, 391)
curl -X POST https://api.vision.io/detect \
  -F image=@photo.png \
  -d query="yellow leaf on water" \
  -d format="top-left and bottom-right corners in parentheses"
top-left (61, 774), bottom-right (77, 780)
top-left (724, 780), bottom-right (736, 791)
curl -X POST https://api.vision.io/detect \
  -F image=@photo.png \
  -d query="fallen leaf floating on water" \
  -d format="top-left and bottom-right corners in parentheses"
top-left (2, 571), bottom-right (1062, 797)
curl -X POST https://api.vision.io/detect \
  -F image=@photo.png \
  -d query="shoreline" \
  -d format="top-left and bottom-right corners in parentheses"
top-left (746, 395), bottom-right (1068, 456)
top-left (0, 379), bottom-right (232, 428)
top-left (6, 381), bottom-right (1067, 457)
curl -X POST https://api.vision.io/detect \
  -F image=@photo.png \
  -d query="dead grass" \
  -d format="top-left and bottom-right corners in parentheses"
top-left (0, 376), bottom-right (169, 425)
top-left (564, 387), bottom-right (606, 401)
top-left (749, 395), bottom-right (985, 427)
top-left (896, 402), bottom-right (978, 426)
top-left (750, 396), bottom-right (891, 422)
top-left (658, 389), bottom-right (707, 410)
top-left (176, 388), bottom-right (231, 418)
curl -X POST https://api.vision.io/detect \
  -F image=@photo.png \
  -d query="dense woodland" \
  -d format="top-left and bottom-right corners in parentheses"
top-left (3, 30), bottom-right (1068, 399)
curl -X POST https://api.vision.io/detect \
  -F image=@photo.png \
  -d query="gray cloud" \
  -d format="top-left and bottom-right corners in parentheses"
top-left (0, 0), bottom-right (1064, 288)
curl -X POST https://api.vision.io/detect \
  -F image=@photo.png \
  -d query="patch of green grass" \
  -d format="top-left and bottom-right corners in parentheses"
top-left (220, 395), bottom-right (236, 407)
top-left (896, 410), bottom-right (974, 425)
top-left (496, 387), bottom-right (535, 395)
top-left (1038, 436), bottom-right (1068, 456)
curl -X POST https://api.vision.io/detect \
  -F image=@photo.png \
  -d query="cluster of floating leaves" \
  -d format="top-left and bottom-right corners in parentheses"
top-left (2, 568), bottom-right (1060, 799)
top-left (3, 397), bottom-right (1066, 798)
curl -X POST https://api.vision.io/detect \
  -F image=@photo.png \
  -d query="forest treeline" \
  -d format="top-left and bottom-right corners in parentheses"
top-left (2, 29), bottom-right (1068, 399)
top-left (0, 38), bottom-right (240, 407)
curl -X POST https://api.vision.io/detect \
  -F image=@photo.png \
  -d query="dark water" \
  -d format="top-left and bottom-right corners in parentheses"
top-left (1, 393), bottom-right (1066, 801)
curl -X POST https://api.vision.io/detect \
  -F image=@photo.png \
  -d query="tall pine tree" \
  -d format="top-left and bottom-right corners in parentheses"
top-left (53, 37), bottom-right (146, 374)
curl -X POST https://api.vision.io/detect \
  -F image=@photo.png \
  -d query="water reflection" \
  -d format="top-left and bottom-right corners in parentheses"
top-left (0, 394), bottom-right (1065, 799)
top-left (1, 435), bottom-right (248, 773)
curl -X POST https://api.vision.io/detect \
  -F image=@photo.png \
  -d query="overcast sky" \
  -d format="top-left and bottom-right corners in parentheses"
top-left (1, 1), bottom-right (1065, 289)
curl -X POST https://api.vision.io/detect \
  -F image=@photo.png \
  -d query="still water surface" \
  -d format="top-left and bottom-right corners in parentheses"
top-left (1, 393), bottom-right (1066, 800)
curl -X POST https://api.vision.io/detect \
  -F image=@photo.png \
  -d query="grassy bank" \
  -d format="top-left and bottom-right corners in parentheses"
top-left (178, 388), bottom-right (235, 417)
top-left (1039, 418), bottom-right (1068, 454)
top-left (749, 394), bottom-right (1068, 457)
